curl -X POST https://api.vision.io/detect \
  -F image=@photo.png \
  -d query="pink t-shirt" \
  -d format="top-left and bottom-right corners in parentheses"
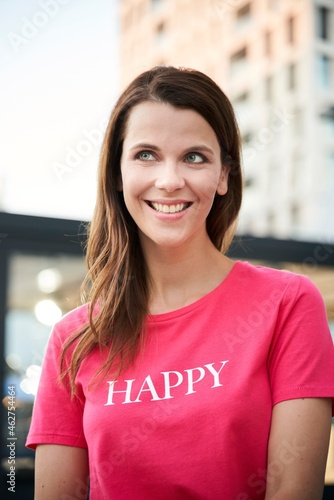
top-left (26, 261), bottom-right (334, 499)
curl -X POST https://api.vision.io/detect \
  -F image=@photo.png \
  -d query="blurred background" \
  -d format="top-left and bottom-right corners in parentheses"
top-left (0, 0), bottom-right (334, 498)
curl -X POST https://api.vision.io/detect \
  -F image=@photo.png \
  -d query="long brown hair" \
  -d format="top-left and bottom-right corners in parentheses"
top-left (60, 66), bottom-right (242, 394)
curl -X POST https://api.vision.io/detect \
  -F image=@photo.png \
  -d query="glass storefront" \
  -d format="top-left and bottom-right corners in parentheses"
top-left (0, 213), bottom-right (86, 499)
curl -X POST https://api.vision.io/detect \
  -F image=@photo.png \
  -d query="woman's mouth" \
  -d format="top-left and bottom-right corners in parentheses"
top-left (147, 202), bottom-right (192, 214)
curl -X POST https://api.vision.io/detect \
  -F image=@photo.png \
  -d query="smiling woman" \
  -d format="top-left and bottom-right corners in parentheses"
top-left (26, 66), bottom-right (334, 500)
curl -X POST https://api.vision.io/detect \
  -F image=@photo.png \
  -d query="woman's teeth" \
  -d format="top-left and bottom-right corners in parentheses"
top-left (150, 202), bottom-right (190, 213)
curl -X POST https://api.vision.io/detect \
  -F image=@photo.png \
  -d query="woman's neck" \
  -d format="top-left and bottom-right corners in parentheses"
top-left (142, 237), bottom-right (234, 314)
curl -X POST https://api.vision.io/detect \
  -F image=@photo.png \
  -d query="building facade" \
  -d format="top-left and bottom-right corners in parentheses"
top-left (119, 0), bottom-right (334, 242)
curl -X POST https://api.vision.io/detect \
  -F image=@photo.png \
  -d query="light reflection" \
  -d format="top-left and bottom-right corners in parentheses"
top-left (20, 364), bottom-right (42, 396)
top-left (34, 299), bottom-right (62, 326)
top-left (37, 268), bottom-right (63, 293)
top-left (6, 352), bottom-right (22, 370)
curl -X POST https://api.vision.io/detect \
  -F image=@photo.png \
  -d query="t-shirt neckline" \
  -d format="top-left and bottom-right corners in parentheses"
top-left (147, 260), bottom-right (243, 323)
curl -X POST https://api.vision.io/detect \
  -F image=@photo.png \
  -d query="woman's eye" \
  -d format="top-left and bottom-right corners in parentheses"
top-left (185, 153), bottom-right (205, 164)
top-left (137, 151), bottom-right (154, 161)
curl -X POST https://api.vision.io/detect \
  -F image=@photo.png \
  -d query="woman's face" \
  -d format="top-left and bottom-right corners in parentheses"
top-left (119, 101), bottom-right (229, 254)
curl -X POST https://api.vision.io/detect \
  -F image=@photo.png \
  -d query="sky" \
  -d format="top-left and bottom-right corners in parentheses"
top-left (0, 0), bottom-right (120, 221)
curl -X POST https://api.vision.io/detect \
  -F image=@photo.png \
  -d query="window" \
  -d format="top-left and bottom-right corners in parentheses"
top-left (155, 22), bottom-right (166, 45)
top-left (265, 76), bottom-right (273, 101)
top-left (321, 106), bottom-right (334, 138)
top-left (151, 0), bottom-right (164, 12)
top-left (287, 16), bottom-right (296, 44)
top-left (233, 92), bottom-right (251, 120)
top-left (236, 3), bottom-right (251, 28)
top-left (317, 54), bottom-right (331, 88)
top-left (241, 134), bottom-right (255, 173)
top-left (237, 3), bottom-right (251, 19)
top-left (235, 92), bottom-right (249, 104)
top-left (267, 211), bottom-right (277, 231)
top-left (288, 63), bottom-right (296, 90)
top-left (317, 6), bottom-right (329, 40)
top-left (244, 176), bottom-right (255, 188)
top-left (230, 47), bottom-right (248, 75)
top-left (242, 132), bottom-right (253, 145)
top-left (291, 202), bottom-right (302, 227)
top-left (265, 31), bottom-right (272, 57)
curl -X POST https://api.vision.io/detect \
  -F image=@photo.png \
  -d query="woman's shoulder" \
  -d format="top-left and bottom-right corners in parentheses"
top-left (234, 260), bottom-right (320, 299)
top-left (52, 303), bottom-right (91, 339)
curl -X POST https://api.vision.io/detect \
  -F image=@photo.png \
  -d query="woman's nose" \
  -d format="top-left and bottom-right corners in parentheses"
top-left (155, 162), bottom-right (185, 192)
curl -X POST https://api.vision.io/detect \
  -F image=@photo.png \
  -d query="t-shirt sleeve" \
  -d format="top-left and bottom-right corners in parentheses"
top-left (26, 320), bottom-right (87, 450)
top-left (268, 273), bottom-right (334, 414)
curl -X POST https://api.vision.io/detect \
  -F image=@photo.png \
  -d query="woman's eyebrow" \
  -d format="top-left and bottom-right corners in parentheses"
top-left (183, 145), bottom-right (215, 155)
top-left (129, 142), bottom-right (160, 151)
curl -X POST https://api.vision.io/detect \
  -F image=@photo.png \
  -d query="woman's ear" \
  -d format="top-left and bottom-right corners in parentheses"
top-left (217, 164), bottom-right (230, 196)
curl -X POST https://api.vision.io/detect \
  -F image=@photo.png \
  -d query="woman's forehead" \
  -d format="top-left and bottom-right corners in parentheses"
top-left (123, 101), bottom-right (219, 149)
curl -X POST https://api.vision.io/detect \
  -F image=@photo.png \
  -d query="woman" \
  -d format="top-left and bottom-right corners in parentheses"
top-left (27, 66), bottom-right (334, 499)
